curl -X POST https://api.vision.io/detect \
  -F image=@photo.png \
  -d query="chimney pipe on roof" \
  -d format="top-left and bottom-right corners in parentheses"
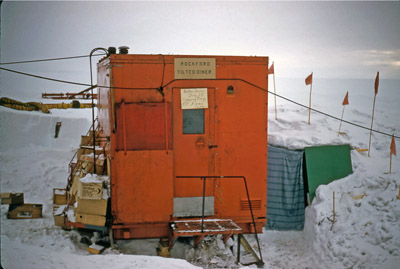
top-left (118, 46), bottom-right (129, 54)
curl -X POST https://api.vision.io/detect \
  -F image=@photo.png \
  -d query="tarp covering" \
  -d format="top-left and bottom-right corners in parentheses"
top-left (266, 146), bottom-right (305, 230)
top-left (305, 144), bottom-right (352, 203)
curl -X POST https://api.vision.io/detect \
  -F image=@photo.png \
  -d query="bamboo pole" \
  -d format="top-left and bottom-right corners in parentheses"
top-left (308, 74), bottom-right (313, 125)
top-left (338, 106), bottom-right (346, 136)
top-left (333, 191), bottom-right (336, 224)
top-left (397, 185), bottom-right (400, 200)
top-left (368, 94), bottom-right (377, 157)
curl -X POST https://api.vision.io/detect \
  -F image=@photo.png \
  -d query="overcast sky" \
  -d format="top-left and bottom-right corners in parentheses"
top-left (1, 1), bottom-right (400, 97)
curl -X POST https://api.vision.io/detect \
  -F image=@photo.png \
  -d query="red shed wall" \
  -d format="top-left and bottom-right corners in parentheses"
top-left (97, 54), bottom-right (268, 239)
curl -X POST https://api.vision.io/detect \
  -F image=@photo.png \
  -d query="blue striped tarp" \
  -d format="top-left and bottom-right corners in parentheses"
top-left (266, 146), bottom-right (305, 230)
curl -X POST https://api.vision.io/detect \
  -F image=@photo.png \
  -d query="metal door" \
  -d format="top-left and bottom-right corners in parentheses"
top-left (172, 87), bottom-right (216, 217)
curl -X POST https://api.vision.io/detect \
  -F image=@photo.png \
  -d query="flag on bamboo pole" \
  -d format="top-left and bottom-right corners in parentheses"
top-left (368, 71), bottom-right (379, 157)
top-left (390, 134), bottom-right (396, 174)
top-left (268, 62), bottom-right (274, 75)
top-left (268, 61), bottom-right (278, 120)
top-left (342, 91), bottom-right (349, 106)
top-left (305, 72), bottom-right (313, 124)
top-left (375, 71), bottom-right (379, 95)
top-left (305, 73), bottom-right (313, 85)
top-left (391, 135), bottom-right (397, 156)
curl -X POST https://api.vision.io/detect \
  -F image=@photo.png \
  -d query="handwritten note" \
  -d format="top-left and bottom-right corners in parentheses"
top-left (181, 88), bottom-right (208, 109)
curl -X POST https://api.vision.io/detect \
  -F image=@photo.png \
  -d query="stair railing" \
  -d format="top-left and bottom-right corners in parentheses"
top-left (175, 175), bottom-right (264, 265)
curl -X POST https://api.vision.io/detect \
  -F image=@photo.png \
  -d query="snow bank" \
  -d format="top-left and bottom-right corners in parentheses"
top-left (0, 107), bottom-right (92, 152)
top-left (265, 78), bottom-right (400, 268)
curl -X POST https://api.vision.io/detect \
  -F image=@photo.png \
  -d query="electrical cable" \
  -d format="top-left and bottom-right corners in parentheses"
top-left (162, 78), bottom-right (400, 140)
top-left (0, 66), bottom-right (398, 140)
top-left (0, 53), bottom-right (106, 65)
top-left (0, 66), bottom-right (158, 90)
top-left (0, 66), bottom-right (92, 87)
top-left (157, 54), bottom-right (166, 97)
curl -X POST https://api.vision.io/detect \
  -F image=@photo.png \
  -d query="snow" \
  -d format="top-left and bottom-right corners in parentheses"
top-left (1, 78), bottom-right (399, 268)
top-left (79, 174), bottom-right (105, 184)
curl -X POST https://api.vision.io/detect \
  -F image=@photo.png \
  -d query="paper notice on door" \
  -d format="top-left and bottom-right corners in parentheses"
top-left (181, 88), bottom-right (208, 109)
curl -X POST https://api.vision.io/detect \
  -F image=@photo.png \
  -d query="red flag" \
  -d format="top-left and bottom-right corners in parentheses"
top-left (391, 135), bottom-right (397, 156)
top-left (305, 73), bottom-right (313, 85)
top-left (268, 62), bottom-right (274, 75)
top-left (342, 91), bottom-right (349, 106)
top-left (374, 71), bottom-right (379, 95)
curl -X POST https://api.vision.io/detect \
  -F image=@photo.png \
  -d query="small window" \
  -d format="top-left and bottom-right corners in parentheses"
top-left (183, 109), bottom-right (204, 134)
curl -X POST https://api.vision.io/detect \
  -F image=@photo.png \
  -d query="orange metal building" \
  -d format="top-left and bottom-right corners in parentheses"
top-left (97, 54), bottom-right (268, 240)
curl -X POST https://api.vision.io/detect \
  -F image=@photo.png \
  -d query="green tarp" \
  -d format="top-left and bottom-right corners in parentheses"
top-left (305, 144), bottom-right (353, 202)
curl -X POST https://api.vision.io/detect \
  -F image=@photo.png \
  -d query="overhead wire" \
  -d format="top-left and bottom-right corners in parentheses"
top-left (0, 53), bottom-right (106, 65)
top-left (0, 66), bottom-right (158, 90)
top-left (0, 66), bottom-right (92, 87)
top-left (0, 65), bottom-right (398, 140)
top-left (163, 78), bottom-right (400, 140)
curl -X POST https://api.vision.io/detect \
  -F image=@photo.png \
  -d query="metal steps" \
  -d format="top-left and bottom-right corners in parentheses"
top-left (169, 218), bottom-right (242, 248)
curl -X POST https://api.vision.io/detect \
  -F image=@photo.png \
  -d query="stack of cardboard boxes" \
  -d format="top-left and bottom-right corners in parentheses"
top-left (54, 130), bottom-right (110, 228)
top-left (53, 188), bottom-right (70, 229)
top-left (74, 174), bottom-right (108, 227)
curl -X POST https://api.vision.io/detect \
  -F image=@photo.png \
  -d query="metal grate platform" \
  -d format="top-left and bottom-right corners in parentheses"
top-left (171, 219), bottom-right (242, 234)
top-left (169, 218), bottom-right (242, 248)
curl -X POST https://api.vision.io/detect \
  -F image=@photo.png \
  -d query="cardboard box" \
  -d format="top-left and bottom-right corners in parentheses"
top-left (157, 240), bottom-right (171, 257)
top-left (78, 179), bottom-right (103, 200)
top-left (81, 132), bottom-right (100, 146)
top-left (77, 146), bottom-right (103, 161)
top-left (82, 161), bottom-right (104, 175)
top-left (53, 188), bottom-right (67, 205)
top-left (75, 197), bottom-right (108, 216)
top-left (53, 205), bottom-right (66, 226)
top-left (54, 214), bottom-right (65, 227)
top-left (8, 203), bottom-right (42, 219)
top-left (1, 192), bottom-right (24, 205)
top-left (80, 154), bottom-right (105, 166)
top-left (75, 213), bottom-right (106, 226)
top-left (53, 205), bottom-right (72, 229)
top-left (87, 244), bottom-right (105, 254)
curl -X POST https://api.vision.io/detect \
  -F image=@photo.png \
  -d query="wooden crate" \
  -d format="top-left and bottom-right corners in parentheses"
top-left (53, 188), bottom-right (67, 205)
top-left (0, 193), bottom-right (24, 205)
top-left (8, 204), bottom-right (42, 219)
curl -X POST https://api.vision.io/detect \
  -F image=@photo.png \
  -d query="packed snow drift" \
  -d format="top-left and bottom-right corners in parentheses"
top-left (1, 78), bottom-right (399, 268)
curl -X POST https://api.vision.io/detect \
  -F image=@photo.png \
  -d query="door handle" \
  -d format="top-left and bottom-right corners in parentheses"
top-left (208, 144), bottom-right (218, 149)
